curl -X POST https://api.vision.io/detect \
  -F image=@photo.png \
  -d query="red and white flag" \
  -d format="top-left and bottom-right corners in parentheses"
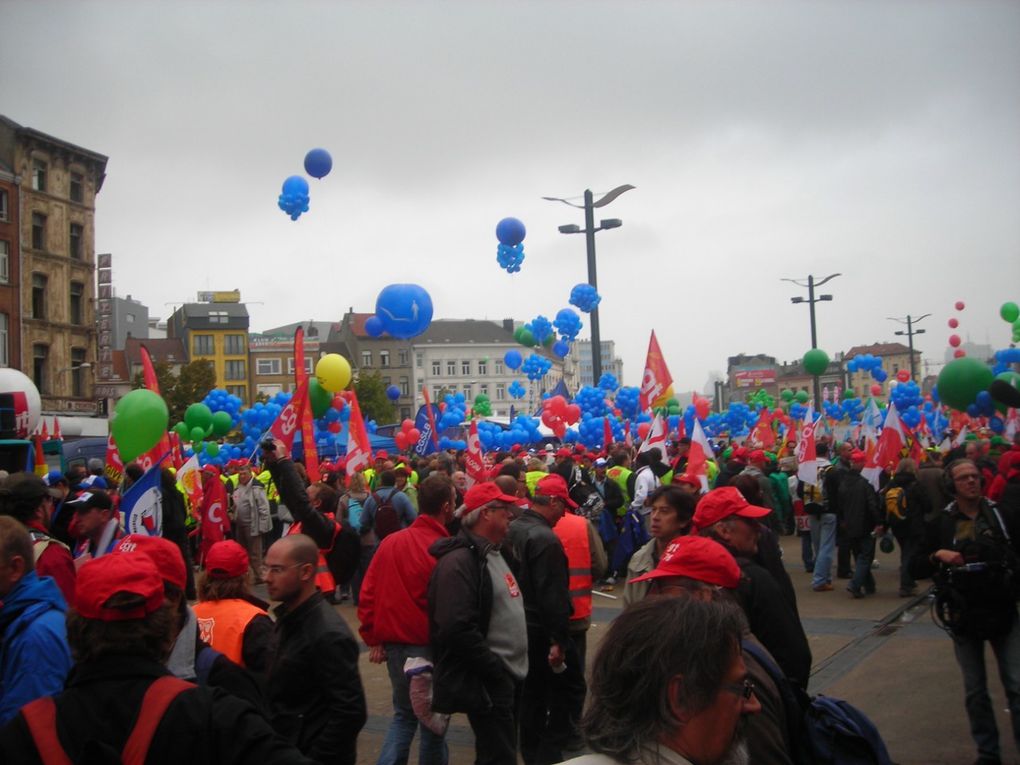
top-left (345, 391), bottom-right (372, 477)
top-left (603, 417), bottom-right (614, 450)
top-left (104, 432), bottom-right (124, 486)
top-left (464, 420), bottom-right (486, 488)
top-left (268, 378), bottom-right (309, 453)
top-left (952, 425), bottom-right (969, 449)
top-left (639, 331), bottom-right (674, 413)
top-left (293, 327), bottom-right (319, 479)
top-left (638, 413), bottom-right (669, 464)
top-left (795, 406), bottom-right (818, 487)
top-left (875, 405), bottom-right (907, 471)
top-left (687, 419), bottom-right (716, 493)
top-left (1006, 410), bottom-right (1019, 442)
top-left (136, 345), bottom-right (173, 471)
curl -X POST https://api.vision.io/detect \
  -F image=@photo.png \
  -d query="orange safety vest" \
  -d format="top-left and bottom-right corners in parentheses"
top-left (193, 598), bottom-right (267, 667)
top-left (553, 513), bottom-right (593, 622)
top-left (288, 517), bottom-right (339, 593)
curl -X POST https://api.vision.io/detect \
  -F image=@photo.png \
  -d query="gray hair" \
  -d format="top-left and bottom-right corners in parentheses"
top-left (581, 597), bottom-right (745, 762)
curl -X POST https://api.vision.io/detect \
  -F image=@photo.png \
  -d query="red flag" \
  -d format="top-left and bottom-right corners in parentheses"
top-left (464, 420), bottom-right (486, 487)
top-left (421, 387), bottom-right (441, 449)
top-left (639, 331), bottom-right (674, 412)
top-left (345, 391), bottom-right (372, 477)
top-left (52, 417), bottom-right (62, 441)
top-left (624, 420), bottom-right (633, 449)
top-left (105, 432), bottom-right (124, 486)
top-left (687, 419), bottom-right (715, 493)
top-left (138, 345), bottom-right (173, 469)
top-left (752, 409), bottom-right (776, 449)
top-left (269, 378), bottom-right (309, 452)
top-left (795, 408), bottom-right (818, 486)
top-left (199, 471), bottom-right (230, 565)
top-left (875, 406), bottom-right (907, 470)
top-left (33, 433), bottom-right (47, 477)
top-left (293, 328), bottom-right (319, 478)
top-left (40, 420), bottom-right (48, 441)
top-left (603, 417), bottom-right (614, 450)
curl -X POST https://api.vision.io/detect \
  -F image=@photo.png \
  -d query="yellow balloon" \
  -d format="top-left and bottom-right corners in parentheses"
top-left (315, 354), bottom-right (352, 393)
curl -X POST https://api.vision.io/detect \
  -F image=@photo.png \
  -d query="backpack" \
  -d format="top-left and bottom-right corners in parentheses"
top-left (372, 490), bottom-right (402, 540)
top-left (570, 481), bottom-right (606, 523)
top-left (742, 640), bottom-right (893, 765)
top-left (882, 486), bottom-right (907, 522)
top-left (346, 495), bottom-right (365, 530)
top-left (801, 464), bottom-right (830, 515)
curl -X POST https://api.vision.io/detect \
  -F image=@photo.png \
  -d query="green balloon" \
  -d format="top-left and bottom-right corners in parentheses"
top-left (211, 411), bottom-right (234, 438)
top-left (518, 329), bottom-right (536, 347)
top-left (190, 426), bottom-right (206, 444)
top-left (937, 357), bottom-right (994, 412)
top-left (795, 390), bottom-right (809, 404)
top-left (184, 403), bottom-right (213, 433)
top-left (112, 389), bottom-right (169, 464)
top-left (205, 441), bottom-right (220, 457)
top-left (1013, 317), bottom-right (1020, 332)
top-left (842, 389), bottom-right (855, 400)
top-left (513, 326), bottom-right (525, 343)
top-left (172, 421), bottom-right (189, 438)
top-left (1000, 302), bottom-right (1020, 324)
top-left (803, 348), bottom-right (830, 377)
top-left (780, 389), bottom-right (794, 402)
top-left (309, 379), bottom-right (333, 418)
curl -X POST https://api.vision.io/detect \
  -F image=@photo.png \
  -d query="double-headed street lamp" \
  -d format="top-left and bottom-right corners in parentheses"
top-left (888, 314), bottom-right (930, 382)
top-left (543, 185), bottom-right (635, 384)
top-left (782, 273), bottom-right (841, 408)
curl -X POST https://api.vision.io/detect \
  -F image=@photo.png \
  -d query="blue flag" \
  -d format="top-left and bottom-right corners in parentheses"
top-left (413, 404), bottom-right (442, 457)
top-left (119, 453), bottom-right (169, 536)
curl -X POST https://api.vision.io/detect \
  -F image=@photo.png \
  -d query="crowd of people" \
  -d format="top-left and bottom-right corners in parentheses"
top-left (0, 427), bottom-right (1019, 764)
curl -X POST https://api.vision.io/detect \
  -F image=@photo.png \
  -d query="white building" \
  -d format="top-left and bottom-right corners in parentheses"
top-left (573, 339), bottom-right (624, 388)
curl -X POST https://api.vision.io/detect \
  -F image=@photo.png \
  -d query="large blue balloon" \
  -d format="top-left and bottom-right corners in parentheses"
top-left (496, 217), bottom-right (526, 246)
top-left (386, 385), bottom-right (401, 401)
top-left (504, 350), bottom-right (523, 370)
top-left (374, 284), bottom-right (434, 339)
top-left (282, 175), bottom-right (309, 196)
top-left (304, 148), bottom-right (333, 179)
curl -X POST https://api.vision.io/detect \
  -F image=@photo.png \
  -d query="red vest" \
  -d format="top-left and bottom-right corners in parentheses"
top-left (193, 598), bottom-right (266, 667)
top-left (554, 513), bottom-right (593, 622)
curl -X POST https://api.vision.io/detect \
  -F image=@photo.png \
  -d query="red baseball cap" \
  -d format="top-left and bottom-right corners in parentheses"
top-left (851, 450), bottom-right (867, 464)
top-left (205, 540), bottom-right (249, 580)
top-left (75, 553), bottom-right (165, 621)
top-left (375, 451), bottom-right (389, 461)
top-left (748, 449), bottom-right (766, 464)
top-left (536, 474), bottom-right (578, 509)
top-left (629, 536), bottom-right (741, 589)
top-left (555, 448), bottom-right (572, 459)
top-left (692, 487), bottom-right (770, 531)
top-left (114, 534), bottom-right (187, 591)
top-left (672, 473), bottom-right (701, 491)
top-left (462, 482), bottom-right (520, 512)
top-left (202, 464), bottom-right (221, 476)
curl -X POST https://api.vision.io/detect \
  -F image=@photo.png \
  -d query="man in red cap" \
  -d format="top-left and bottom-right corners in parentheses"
top-left (193, 540), bottom-right (272, 673)
top-left (695, 487), bottom-right (812, 690)
top-left (428, 480), bottom-right (527, 765)
top-left (505, 473), bottom-right (575, 765)
top-left (840, 450), bottom-right (884, 599)
top-left (0, 552), bottom-right (314, 763)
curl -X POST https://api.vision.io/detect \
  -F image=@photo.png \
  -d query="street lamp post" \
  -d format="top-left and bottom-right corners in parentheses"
top-left (544, 184), bottom-right (634, 385)
top-left (888, 314), bottom-right (930, 382)
top-left (782, 273), bottom-right (841, 408)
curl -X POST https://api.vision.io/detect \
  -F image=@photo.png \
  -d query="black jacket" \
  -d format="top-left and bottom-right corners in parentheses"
top-left (593, 475), bottom-right (625, 515)
top-left (837, 470), bottom-right (881, 539)
top-left (265, 593), bottom-right (366, 764)
top-left (428, 529), bottom-right (520, 713)
top-left (505, 509), bottom-right (572, 646)
top-left (881, 473), bottom-right (930, 539)
top-left (911, 499), bottom-right (1020, 582)
top-left (0, 656), bottom-right (313, 765)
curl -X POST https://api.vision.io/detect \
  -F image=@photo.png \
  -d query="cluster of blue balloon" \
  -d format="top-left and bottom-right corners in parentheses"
top-left (476, 415), bottom-right (545, 451)
top-left (364, 284), bottom-right (434, 340)
top-left (847, 353), bottom-right (887, 383)
top-left (569, 284), bottom-right (601, 313)
top-left (528, 315), bottom-right (554, 343)
top-left (553, 308), bottom-right (583, 341)
top-left (495, 217), bottom-right (526, 274)
top-left (437, 393), bottom-right (468, 431)
top-left (202, 389), bottom-right (243, 422)
top-left (577, 416), bottom-right (626, 448)
top-left (993, 348), bottom-right (1020, 375)
top-left (968, 390), bottom-right (1000, 420)
top-left (824, 397), bottom-right (865, 422)
top-left (573, 386), bottom-right (611, 418)
top-left (508, 380), bottom-right (527, 399)
top-left (276, 148), bottom-right (332, 221)
top-left (614, 387), bottom-right (641, 420)
top-left (700, 402), bottom-right (758, 439)
top-left (521, 353), bottom-right (553, 381)
top-left (597, 373), bottom-right (619, 393)
top-left (890, 381), bottom-right (922, 412)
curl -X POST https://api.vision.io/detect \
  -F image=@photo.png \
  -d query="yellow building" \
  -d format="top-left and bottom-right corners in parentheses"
top-left (168, 295), bottom-right (250, 403)
top-left (845, 342), bottom-right (921, 398)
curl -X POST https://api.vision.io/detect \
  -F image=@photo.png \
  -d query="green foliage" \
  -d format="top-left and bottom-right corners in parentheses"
top-left (354, 370), bottom-right (396, 423)
top-left (132, 359), bottom-right (216, 423)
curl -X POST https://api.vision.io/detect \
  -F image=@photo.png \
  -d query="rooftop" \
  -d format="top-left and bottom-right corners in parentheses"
top-left (845, 342), bottom-right (914, 359)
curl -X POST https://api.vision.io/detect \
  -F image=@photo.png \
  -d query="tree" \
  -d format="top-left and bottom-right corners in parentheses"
top-left (354, 371), bottom-right (396, 424)
top-left (133, 359), bottom-right (216, 424)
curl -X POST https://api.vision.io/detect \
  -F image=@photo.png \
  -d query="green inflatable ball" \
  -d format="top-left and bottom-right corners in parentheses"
top-left (190, 426), bottom-right (207, 445)
top-left (518, 329), bottom-right (536, 348)
top-left (205, 441), bottom-right (220, 458)
top-left (184, 403), bottom-right (213, 433)
top-left (172, 421), bottom-right (189, 438)
top-left (1001, 302), bottom-right (1020, 324)
top-left (211, 411), bottom-right (234, 438)
top-left (937, 357), bottom-right (994, 412)
top-left (803, 348), bottom-right (830, 377)
top-left (111, 389), bottom-right (169, 464)
top-left (309, 378), bottom-right (333, 419)
top-left (781, 389), bottom-right (794, 402)
top-left (842, 389), bottom-right (855, 400)
top-left (795, 390), bottom-right (810, 404)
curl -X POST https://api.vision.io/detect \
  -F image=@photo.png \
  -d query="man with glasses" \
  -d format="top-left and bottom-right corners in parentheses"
top-left (262, 534), bottom-right (366, 764)
top-left (912, 458), bottom-right (1020, 765)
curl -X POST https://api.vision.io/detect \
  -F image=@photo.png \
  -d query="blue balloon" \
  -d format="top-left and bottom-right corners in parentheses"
top-left (504, 350), bottom-right (523, 370)
top-left (374, 284), bottom-right (433, 339)
top-left (552, 340), bottom-right (570, 358)
top-left (364, 315), bottom-right (384, 337)
top-left (386, 385), bottom-right (401, 401)
top-left (304, 148), bottom-right (333, 179)
top-left (495, 217), bottom-right (526, 246)
top-left (282, 175), bottom-right (309, 196)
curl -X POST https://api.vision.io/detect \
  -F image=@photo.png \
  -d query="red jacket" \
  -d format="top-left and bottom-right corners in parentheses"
top-left (26, 520), bottom-right (76, 606)
top-left (358, 514), bottom-right (449, 646)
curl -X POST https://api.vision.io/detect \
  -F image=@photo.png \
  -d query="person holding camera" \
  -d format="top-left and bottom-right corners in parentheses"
top-left (912, 458), bottom-right (1020, 765)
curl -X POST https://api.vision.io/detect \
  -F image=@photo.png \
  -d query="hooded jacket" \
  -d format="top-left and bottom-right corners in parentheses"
top-left (0, 571), bottom-right (72, 726)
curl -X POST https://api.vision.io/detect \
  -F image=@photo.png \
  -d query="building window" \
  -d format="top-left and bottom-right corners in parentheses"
top-left (447, 360), bottom-right (456, 376)
top-left (257, 383), bottom-right (282, 397)
top-left (480, 383), bottom-right (489, 397)
top-left (225, 360), bottom-right (246, 381)
top-left (69, 223), bottom-right (83, 260)
top-left (256, 358), bottom-right (281, 376)
top-left (400, 406), bottom-right (411, 421)
top-left (399, 349), bottom-right (409, 366)
top-left (432, 360), bottom-right (441, 376)
top-left (32, 344), bottom-right (48, 393)
top-left (69, 172), bottom-right (84, 203)
top-left (0, 240), bottom-right (8, 283)
top-left (71, 348), bottom-right (86, 398)
top-left (495, 383), bottom-right (506, 400)
top-left (31, 273), bottom-right (47, 319)
top-left (287, 357), bottom-right (313, 375)
top-left (464, 384), bottom-right (473, 400)
top-left (0, 313), bottom-right (7, 367)
top-left (495, 361), bottom-right (504, 375)
top-left (0, 190), bottom-right (7, 221)
top-left (226, 385), bottom-right (246, 402)
top-left (223, 334), bottom-right (245, 355)
top-left (416, 353), bottom-right (424, 368)
top-left (69, 281), bottom-right (84, 325)
top-left (432, 385), bottom-right (442, 400)
top-left (32, 160), bottom-right (47, 192)
top-left (207, 311), bottom-right (228, 324)
top-left (462, 360), bottom-right (471, 376)
top-left (361, 350), bottom-right (372, 368)
top-left (478, 360), bottom-right (488, 376)
top-left (31, 213), bottom-right (46, 250)
top-left (193, 335), bottom-right (214, 355)
top-left (380, 350), bottom-right (390, 367)
top-left (400, 377), bottom-right (410, 396)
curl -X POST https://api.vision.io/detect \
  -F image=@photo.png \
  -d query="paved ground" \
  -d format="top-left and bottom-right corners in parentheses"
top-left (297, 537), bottom-right (1019, 764)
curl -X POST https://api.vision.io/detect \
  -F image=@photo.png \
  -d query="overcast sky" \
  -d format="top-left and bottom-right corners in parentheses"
top-left (3, 0), bottom-right (1018, 396)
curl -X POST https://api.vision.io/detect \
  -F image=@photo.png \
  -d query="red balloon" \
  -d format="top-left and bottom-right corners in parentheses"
top-left (553, 422), bottom-right (567, 439)
top-left (896, 370), bottom-right (910, 382)
top-left (637, 422), bottom-right (651, 440)
top-left (394, 432), bottom-right (408, 449)
top-left (695, 399), bottom-right (711, 420)
top-left (332, 394), bottom-right (345, 410)
top-left (407, 428), bottom-right (421, 443)
top-left (955, 301), bottom-right (965, 310)
top-left (870, 384), bottom-right (883, 397)
top-left (402, 419), bottom-right (415, 431)
top-left (954, 348), bottom-right (966, 358)
top-left (948, 318), bottom-right (959, 329)
top-left (564, 404), bottom-right (581, 424)
top-left (949, 334), bottom-right (961, 347)
top-left (327, 422), bottom-right (341, 434)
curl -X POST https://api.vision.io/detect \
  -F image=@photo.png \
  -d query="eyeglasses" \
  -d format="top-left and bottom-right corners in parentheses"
top-left (259, 563), bottom-right (305, 577)
top-left (954, 474), bottom-right (981, 483)
top-left (722, 679), bottom-right (756, 701)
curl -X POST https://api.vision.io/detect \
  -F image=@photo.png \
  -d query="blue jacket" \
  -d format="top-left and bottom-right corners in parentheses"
top-left (0, 571), bottom-right (72, 726)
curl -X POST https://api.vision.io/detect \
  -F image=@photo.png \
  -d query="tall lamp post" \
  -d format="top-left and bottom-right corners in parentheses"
top-left (782, 273), bottom-right (841, 408)
top-left (543, 184), bottom-right (635, 385)
top-left (888, 314), bottom-right (930, 382)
